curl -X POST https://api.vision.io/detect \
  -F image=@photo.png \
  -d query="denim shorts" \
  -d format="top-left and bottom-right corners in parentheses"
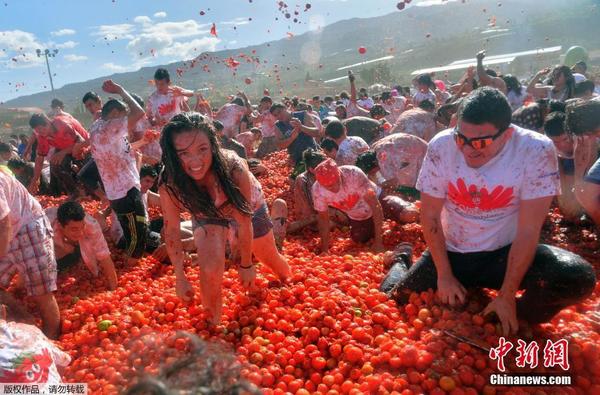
top-left (251, 203), bottom-right (274, 239)
top-left (192, 203), bottom-right (273, 240)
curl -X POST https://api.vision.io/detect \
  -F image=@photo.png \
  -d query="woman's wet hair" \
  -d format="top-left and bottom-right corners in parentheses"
top-left (160, 112), bottom-right (252, 218)
top-left (502, 75), bottom-right (523, 96)
top-left (549, 65), bottom-right (576, 100)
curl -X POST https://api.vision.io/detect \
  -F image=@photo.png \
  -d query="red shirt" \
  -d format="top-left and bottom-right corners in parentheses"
top-left (36, 115), bottom-right (89, 156)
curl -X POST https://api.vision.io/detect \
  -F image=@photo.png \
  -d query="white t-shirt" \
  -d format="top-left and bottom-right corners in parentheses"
top-left (507, 87), bottom-right (528, 111)
top-left (573, 73), bottom-right (586, 83)
top-left (45, 207), bottom-right (111, 277)
top-left (312, 165), bottom-right (378, 221)
top-left (346, 101), bottom-right (367, 118)
top-left (90, 116), bottom-right (140, 201)
top-left (357, 97), bottom-right (374, 110)
top-left (413, 90), bottom-right (436, 106)
top-left (259, 111), bottom-right (278, 138)
top-left (336, 136), bottom-right (369, 167)
top-left (0, 320), bottom-right (70, 384)
top-left (416, 126), bottom-right (560, 253)
top-left (0, 170), bottom-right (45, 239)
top-left (146, 90), bottom-right (187, 127)
top-left (383, 97), bottom-right (406, 124)
top-left (215, 103), bottom-right (247, 138)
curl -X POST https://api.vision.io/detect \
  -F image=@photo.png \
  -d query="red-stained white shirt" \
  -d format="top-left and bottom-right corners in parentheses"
top-left (0, 170), bottom-right (45, 239)
top-left (90, 116), bottom-right (140, 201)
top-left (0, 320), bottom-right (70, 384)
top-left (416, 126), bottom-right (560, 253)
top-left (312, 166), bottom-right (378, 221)
top-left (45, 207), bottom-right (111, 276)
top-left (215, 103), bottom-right (247, 138)
top-left (146, 90), bottom-right (187, 127)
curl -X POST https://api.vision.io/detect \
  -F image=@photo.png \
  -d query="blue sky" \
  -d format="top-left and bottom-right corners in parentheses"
top-left (0, 0), bottom-right (451, 102)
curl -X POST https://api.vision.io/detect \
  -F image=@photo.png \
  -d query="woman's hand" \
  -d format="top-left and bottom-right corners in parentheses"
top-left (176, 276), bottom-right (195, 302)
top-left (239, 264), bottom-right (256, 289)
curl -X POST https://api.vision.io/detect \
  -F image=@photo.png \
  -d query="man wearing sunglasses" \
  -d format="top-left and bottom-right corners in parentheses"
top-left (386, 87), bottom-right (596, 336)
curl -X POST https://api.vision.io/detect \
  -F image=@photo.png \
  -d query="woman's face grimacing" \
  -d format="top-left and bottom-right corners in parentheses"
top-left (173, 130), bottom-right (213, 181)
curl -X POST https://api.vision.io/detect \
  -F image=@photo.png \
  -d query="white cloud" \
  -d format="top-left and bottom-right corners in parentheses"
top-left (127, 34), bottom-right (172, 56)
top-left (125, 20), bottom-right (213, 59)
top-left (101, 59), bottom-right (150, 73)
top-left (101, 62), bottom-right (132, 72)
top-left (64, 54), bottom-right (87, 62)
top-left (55, 41), bottom-right (78, 49)
top-left (221, 17), bottom-right (250, 26)
top-left (51, 28), bottom-right (76, 37)
top-left (92, 24), bottom-right (135, 41)
top-left (134, 15), bottom-right (152, 25)
top-left (160, 37), bottom-right (220, 59)
top-left (229, 40), bottom-right (238, 45)
top-left (416, 0), bottom-right (458, 6)
top-left (153, 11), bottom-right (167, 18)
top-left (0, 30), bottom-right (42, 51)
top-left (142, 20), bottom-right (209, 39)
top-left (0, 30), bottom-right (45, 68)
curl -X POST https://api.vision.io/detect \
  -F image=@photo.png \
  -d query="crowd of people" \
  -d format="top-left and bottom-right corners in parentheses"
top-left (1, 53), bottom-right (599, 385)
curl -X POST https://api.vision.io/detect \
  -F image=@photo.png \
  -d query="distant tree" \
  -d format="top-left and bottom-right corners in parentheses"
top-left (305, 71), bottom-right (311, 81)
top-left (359, 63), bottom-right (392, 86)
top-left (359, 68), bottom-right (376, 85)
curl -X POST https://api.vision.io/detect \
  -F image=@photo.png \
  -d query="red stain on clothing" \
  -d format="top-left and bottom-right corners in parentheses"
top-left (0, 348), bottom-right (53, 383)
top-left (330, 193), bottom-right (360, 212)
top-left (448, 178), bottom-right (514, 211)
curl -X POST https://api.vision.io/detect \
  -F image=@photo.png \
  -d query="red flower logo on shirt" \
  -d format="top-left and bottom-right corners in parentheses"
top-left (331, 193), bottom-right (360, 212)
top-left (0, 348), bottom-right (53, 383)
top-left (158, 100), bottom-right (177, 116)
top-left (448, 178), bottom-right (514, 211)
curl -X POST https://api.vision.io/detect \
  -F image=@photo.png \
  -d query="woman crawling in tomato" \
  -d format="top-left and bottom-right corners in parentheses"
top-left (158, 112), bottom-right (290, 325)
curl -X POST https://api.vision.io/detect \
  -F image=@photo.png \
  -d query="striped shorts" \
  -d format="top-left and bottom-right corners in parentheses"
top-left (0, 216), bottom-right (57, 296)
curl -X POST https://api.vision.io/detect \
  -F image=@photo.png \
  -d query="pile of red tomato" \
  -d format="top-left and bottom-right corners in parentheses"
top-left (25, 151), bottom-right (600, 394)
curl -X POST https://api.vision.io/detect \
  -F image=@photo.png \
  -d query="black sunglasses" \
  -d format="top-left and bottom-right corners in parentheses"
top-left (453, 127), bottom-right (507, 150)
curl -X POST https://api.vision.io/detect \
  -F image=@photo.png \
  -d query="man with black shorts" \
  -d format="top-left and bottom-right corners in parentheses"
top-left (382, 88), bottom-right (596, 335)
